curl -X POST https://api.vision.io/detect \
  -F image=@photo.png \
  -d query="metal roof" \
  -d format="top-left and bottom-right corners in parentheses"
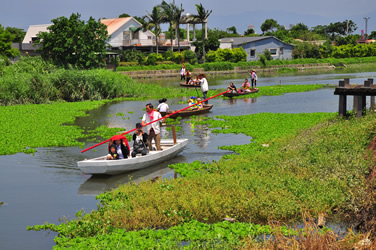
top-left (22, 24), bottom-right (51, 43)
top-left (100, 17), bottom-right (132, 36)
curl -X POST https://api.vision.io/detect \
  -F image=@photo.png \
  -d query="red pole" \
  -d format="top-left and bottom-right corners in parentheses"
top-left (81, 89), bottom-right (231, 153)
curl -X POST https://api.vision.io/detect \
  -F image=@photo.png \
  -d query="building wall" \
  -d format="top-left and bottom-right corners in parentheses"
top-left (234, 38), bottom-right (294, 61)
top-left (108, 19), bottom-right (142, 47)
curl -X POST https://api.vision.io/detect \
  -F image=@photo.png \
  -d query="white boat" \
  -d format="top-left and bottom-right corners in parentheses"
top-left (77, 139), bottom-right (188, 175)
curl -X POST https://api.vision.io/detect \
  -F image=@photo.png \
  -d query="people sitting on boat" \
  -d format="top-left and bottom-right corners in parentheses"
top-left (131, 123), bottom-right (149, 158)
top-left (157, 98), bottom-right (169, 116)
top-left (227, 82), bottom-right (237, 93)
top-left (239, 79), bottom-right (251, 93)
top-left (106, 144), bottom-right (119, 160)
top-left (196, 98), bottom-right (203, 109)
top-left (188, 96), bottom-right (198, 109)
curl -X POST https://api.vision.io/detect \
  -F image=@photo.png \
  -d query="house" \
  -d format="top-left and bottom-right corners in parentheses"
top-left (219, 36), bottom-right (294, 61)
top-left (18, 17), bottom-right (160, 54)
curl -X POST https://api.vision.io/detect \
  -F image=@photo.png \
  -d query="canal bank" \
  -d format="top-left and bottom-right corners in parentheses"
top-left (121, 63), bottom-right (335, 79)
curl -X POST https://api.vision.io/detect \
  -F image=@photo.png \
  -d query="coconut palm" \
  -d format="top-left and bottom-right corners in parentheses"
top-left (143, 6), bottom-right (164, 54)
top-left (171, 3), bottom-right (184, 52)
top-left (160, 0), bottom-right (175, 51)
top-left (192, 3), bottom-right (212, 61)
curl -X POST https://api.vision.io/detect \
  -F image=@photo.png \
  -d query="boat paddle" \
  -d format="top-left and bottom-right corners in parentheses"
top-left (80, 89), bottom-right (231, 153)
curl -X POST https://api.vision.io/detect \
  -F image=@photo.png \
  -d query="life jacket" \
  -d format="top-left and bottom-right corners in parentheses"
top-left (197, 102), bottom-right (203, 109)
top-left (188, 98), bottom-right (197, 109)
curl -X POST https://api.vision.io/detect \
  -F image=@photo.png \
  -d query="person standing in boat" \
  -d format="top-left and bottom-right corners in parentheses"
top-left (157, 98), bottom-right (169, 117)
top-left (142, 103), bottom-right (162, 151)
top-left (252, 71), bottom-right (258, 89)
top-left (185, 70), bottom-right (192, 84)
top-left (199, 74), bottom-right (209, 104)
top-left (180, 65), bottom-right (186, 80)
top-left (131, 123), bottom-right (149, 157)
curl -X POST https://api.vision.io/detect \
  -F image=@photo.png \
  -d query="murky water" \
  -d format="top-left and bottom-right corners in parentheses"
top-left (1, 70), bottom-right (376, 249)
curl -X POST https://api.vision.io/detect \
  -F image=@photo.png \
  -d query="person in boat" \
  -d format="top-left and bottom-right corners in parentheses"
top-left (239, 79), bottom-right (251, 93)
top-left (185, 70), bottom-right (192, 84)
top-left (106, 144), bottom-right (119, 160)
top-left (252, 70), bottom-right (258, 89)
top-left (198, 74), bottom-right (209, 104)
top-left (142, 103), bottom-right (163, 151)
top-left (227, 82), bottom-right (237, 93)
top-left (188, 96), bottom-right (198, 110)
top-left (131, 123), bottom-right (148, 157)
top-left (157, 98), bottom-right (169, 116)
top-left (112, 139), bottom-right (130, 159)
top-left (180, 65), bottom-right (186, 80)
top-left (196, 98), bottom-right (203, 109)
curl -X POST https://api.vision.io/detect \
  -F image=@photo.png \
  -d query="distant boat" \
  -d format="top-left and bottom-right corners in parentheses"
top-left (161, 104), bottom-right (213, 118)
top-left (77, 139), bottom-right (188, 175)
top-left (180, 82), bottom-right (200, 88)
top-left (223, 88), bottom-right (259, 97)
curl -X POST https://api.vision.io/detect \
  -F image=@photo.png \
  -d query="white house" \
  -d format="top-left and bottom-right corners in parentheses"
top-left (219, 36), bottom-right (295, 61)
top-left (20, 17), bottom-right (157, 52)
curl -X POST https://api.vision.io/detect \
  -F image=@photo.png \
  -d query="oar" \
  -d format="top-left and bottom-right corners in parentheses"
top-left (81, 89), bottom-right (231, 153)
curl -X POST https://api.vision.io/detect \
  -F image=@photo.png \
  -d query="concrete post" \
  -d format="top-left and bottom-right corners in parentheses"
top-left (369, 78), bottom-right (375, 110)
top-left (186, 23), bottom-right (190, 43)
top-left (204, 22), bottom-right (208, 39)
top-left (344, 78), bottom-right (350, 85)
top-left (338, 80), bottom-right (346, 117)
top-left (356, 95), bottom-right (363, 118)
top-left (193, 24), bottom-right (196, 41)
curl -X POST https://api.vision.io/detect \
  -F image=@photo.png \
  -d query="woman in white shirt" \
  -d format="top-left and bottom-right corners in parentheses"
top-left (157, 98), bottom-right (169, 116)
top-left (199, 74), bottom-right (209, 104)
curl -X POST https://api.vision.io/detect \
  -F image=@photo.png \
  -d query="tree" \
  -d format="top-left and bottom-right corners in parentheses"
top-left (0, 25), bottom-right (20, 57)
top-left (260, 19), bottom-right (279, 34)
top-left (171, 2), bottom-right (184, 52)
top-left (160, 1), bottom-right (175, 52)
top-left (226, 26), bottom-right (238, 35)
top-left (118, 13), bottom-right (130, 18)
top-left (244, 28), bottom-right (255, 36)
top-left (35, 13), bottom-right (108, 69)
top-left (368, 31), bottom-right (376, 39)
top-left (192, 3), bottom-right (212, 62)
top-left (143, 6), bottom-right (164, 54)
top-left (5, 27), bottom-right (26, 43)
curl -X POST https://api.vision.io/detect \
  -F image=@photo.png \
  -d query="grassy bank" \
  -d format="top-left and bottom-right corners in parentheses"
top-left (117, 56), bottom-right (376, 72)
top-left (28, 111), bottom-right (376, 247)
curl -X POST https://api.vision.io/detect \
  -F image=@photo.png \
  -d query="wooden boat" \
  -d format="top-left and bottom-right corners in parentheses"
top-left (161, 104), bottom-right (213, 118)
top-left (223, 88), bottom-right (259, 97)
top-left (180, 82), bottom-right (200, 88)
top-left (77, 139), bottom-right (188, 175)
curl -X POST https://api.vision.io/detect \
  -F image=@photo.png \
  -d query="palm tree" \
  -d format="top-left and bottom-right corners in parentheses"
top-left (160, 0), bottom-right (175, 51)
top-left (171, 3), bottom-right (184, 52)
top-left (192, 3), bottom-right (212, 61)
top-left (143, 6), bottom-right (164, 54)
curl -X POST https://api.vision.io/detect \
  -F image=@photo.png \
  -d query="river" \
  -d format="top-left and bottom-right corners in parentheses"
top-left (1, 69), bottom-right (376, 249)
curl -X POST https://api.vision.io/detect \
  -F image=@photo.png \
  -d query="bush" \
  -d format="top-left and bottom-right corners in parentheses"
top-left (182, 50), bottom-right (198, 65)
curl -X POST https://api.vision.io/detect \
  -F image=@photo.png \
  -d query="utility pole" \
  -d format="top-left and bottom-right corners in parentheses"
top-left (364, 17), bottom-right (370, 39)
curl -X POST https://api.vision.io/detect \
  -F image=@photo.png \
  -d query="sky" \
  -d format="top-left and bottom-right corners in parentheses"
top-left (1, 0), bottom-right (375, 36)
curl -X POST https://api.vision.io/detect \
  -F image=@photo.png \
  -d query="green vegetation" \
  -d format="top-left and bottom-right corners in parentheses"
top-left (0, 24), bottom-right (20, 58)
top-left (28, 111), bottom-right (376, 247)
top-left (35, 13), bottom-right (108, 69)
top-left (0, 56), bottom-right (200, 105)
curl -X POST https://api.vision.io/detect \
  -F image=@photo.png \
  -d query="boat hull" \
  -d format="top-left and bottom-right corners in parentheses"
top-left (180, 82), bottom-right (200, 88)
top-left (77, 139), bottom-right (188, 175)
top-left (162, 104), bottom-right (213, 118)
top-left (223, 88), bottom-right (259, 97)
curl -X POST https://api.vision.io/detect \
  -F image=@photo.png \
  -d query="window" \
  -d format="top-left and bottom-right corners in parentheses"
top-left (250, 49), bottom-right (256, 57)
top-left (148, 36), bottom-right (152, 40)
top-left (280, 47), bottom-right (284, 55)
top-left (270, 48), bottom-right (277, 55)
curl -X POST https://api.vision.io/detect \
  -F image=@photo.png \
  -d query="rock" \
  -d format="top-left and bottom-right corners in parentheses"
top-left (354, 239), bottom-right (371, 249)
top-left (224, 217), bottom-right (236, 223)
top-left (317, 213), bottom-right (326, 228)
